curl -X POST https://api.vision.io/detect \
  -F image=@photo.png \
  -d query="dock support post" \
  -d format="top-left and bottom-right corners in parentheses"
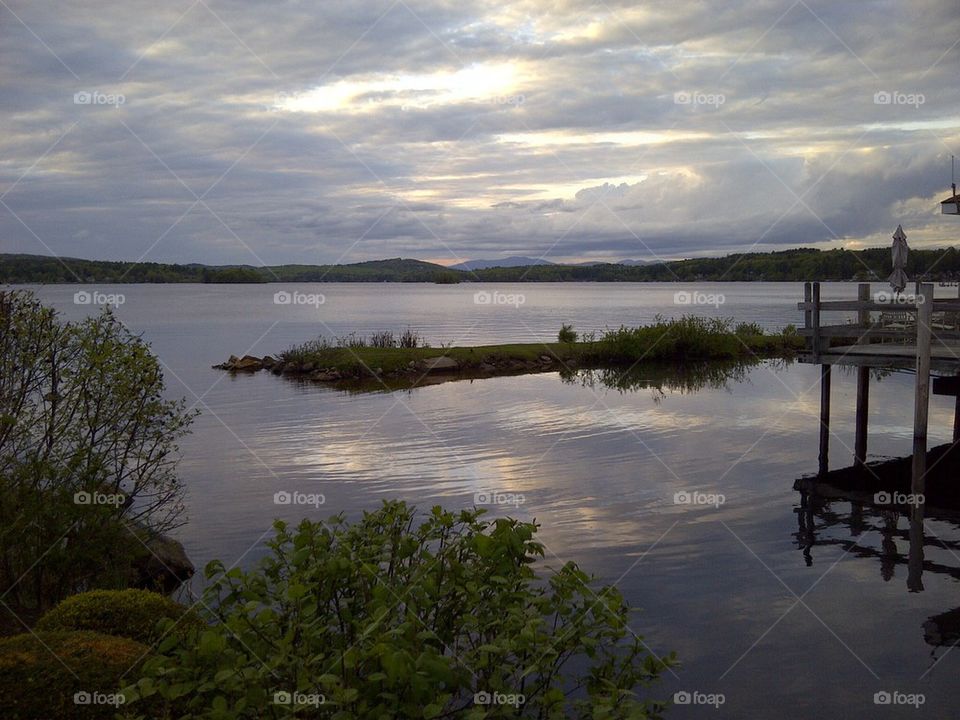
top-left (855, 369), bottom-right (870, 467)
top-left (911, 283), bottom-right (934, 507)
top-left (954, 393), bottom-right (960, 444)
top-left (811, 282), bottom-right (821, 358)
top-left (803, 282), bottom-right (812, 352)
top-left (819, 364), bottom-right (831, 476)
top-left (855, 284), bottom-right (870, 467)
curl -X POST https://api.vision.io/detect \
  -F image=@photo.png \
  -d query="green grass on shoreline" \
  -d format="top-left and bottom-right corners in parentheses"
top-left (268, 317), bottom-right (805, 379)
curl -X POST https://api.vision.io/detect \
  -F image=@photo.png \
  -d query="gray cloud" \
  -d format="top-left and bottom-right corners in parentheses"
top-left (0, 0), bottom-right (958, 266)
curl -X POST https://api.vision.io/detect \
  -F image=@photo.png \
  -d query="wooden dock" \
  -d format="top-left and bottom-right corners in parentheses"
top-left (798, 282), bottom-right (960, 510)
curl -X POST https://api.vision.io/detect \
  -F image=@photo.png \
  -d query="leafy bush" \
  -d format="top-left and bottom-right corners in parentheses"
top-left (558, 324), bottom-right (578, 343)
top-left (0, 291), bottom-right (196, 612)
top-left (0, 631), bottom-right (148, 719)
top-left (733, 322), bottom-right (764, 338)
top-left (591, 316), bottom-right (740, 363)
top-left (37, 589), bottom-right (203, 645)
top-left (124, 501), bottom-right (674, 719)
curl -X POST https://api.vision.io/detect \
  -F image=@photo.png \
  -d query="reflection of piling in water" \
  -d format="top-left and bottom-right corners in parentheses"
top-left (795, 443), bottom-right (960, 515)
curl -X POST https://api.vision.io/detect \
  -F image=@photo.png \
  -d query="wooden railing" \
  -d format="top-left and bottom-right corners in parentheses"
top-left (797, 281), bottom-right (960, 355)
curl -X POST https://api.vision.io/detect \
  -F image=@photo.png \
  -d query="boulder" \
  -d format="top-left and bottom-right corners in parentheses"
top-left (421, 356), bottom-right (459, 372)
top-left (234, 355), bottom-right (262, 371)
top-left (261, 355), bottom-right (276, 368)
top-left (130, 531), bottom-right (195, 595)
top-left (479, 363), bottom-right (497, 373)
top-left (310, 369), bottom-right (341, 382)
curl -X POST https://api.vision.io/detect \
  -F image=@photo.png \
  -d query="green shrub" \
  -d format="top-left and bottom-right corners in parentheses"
top-left (0, 631), bottom-right (147, 719)
top-left (558, 323), bottom-right (578, 343)
top-left (734, 321), bottom-right (764, 337)
top-left (591, 316), bottom-right (741, 362)
top-left (124, 501), bottom-right (674, 719)
top-left (37, 589), bottom-right (203, 646)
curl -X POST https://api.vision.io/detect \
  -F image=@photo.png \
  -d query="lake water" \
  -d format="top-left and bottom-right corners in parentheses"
top-left (21, 282), bottom-right (960, 718)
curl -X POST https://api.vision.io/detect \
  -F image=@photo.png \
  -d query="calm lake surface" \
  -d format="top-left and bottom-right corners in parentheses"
top-left (22, 282), bottom-right (960, 718)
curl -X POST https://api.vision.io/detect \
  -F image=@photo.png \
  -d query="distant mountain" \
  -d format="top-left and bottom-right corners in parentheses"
top-left (572, 259), bottom-right (652, 266)
top-left (450, 256), bottom-right (554, 271)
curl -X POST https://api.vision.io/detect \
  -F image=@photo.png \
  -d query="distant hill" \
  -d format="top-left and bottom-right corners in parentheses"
top-left (3, 247), bottom-right (960, 283)
top-left (0, 254), bottom-right (457, 284)
top-left (449, 256), bottom-right (554, 270)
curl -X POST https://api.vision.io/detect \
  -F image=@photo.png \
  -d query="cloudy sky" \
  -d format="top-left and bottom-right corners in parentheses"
top-left (1, 0), bottom-right (958, 267)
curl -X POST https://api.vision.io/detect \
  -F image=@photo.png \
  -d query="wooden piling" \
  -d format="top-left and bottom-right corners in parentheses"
top-left (912, 283), bottom-right (934, 505)
top-left (811, 282), bottom-right (821, 358)
top-left (855, 284), bottom-right (870, 466)
top-left (803, 282), bottom-right (812, 352)
top-left (954, 394), bottom-right (960, 444)
top-left (819, 364), bottom-right (831, 476)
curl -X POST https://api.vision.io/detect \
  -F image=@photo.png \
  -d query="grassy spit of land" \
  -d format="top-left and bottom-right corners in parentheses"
top-left (215, 317), bottom-right (805, 388)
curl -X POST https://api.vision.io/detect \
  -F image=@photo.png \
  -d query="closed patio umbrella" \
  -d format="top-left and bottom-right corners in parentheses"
top-left (889, 224), bottom-right (909, 294)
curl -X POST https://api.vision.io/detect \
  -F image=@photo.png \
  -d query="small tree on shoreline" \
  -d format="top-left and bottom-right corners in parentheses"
top-left (0, 291), bottom-right (197, 611)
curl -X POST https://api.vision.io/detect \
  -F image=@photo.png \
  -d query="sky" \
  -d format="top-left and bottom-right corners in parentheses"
top-left (1, 0), bottom-right (958, 267)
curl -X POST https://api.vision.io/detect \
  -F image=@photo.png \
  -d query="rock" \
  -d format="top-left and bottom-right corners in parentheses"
top-left (539, 354), bottom-right (553, 363)
top-left (373, 367), bottom-right (383, 376)
top-left (479, 363), bottom-right (496, 373)
top-left (421, 356), bottom-right (459, 372)
top-left (234, 355), bottom-right (262, 371)
top-left (310, 369), bottom-right (341, 382)
top-left (407, 361), bottom-right (417, 369)
top-left (271, 363), bottom-right (284, 375)
top-left (261, 355), bottom-right (276, 368)
top-left (282, 363), bottom-right (300, 375)
top-left (130, 530), bottom-right (195, 595)
top-left (301, 362), bottom-right (316, 373)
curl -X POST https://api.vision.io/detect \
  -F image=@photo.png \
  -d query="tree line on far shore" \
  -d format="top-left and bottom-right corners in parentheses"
top-left (5, 245), bottom-right (960, 284)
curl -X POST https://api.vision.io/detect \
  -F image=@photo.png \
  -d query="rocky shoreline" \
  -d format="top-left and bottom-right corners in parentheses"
top-left (213, 351), bottom-right (568, 384)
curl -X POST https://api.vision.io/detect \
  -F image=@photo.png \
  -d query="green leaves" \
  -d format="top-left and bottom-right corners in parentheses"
top-left (128, 501), bottom-right (672, 718)
top-left (0, 291), bottom-right (197, 610)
